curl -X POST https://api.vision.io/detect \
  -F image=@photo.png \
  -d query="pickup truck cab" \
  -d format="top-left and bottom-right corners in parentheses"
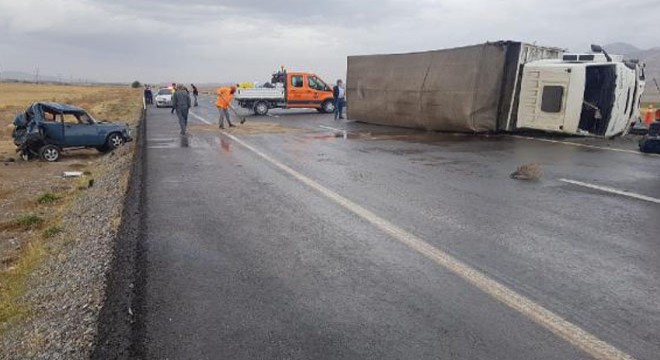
top-left (235, 71), bottom-right (335, 115)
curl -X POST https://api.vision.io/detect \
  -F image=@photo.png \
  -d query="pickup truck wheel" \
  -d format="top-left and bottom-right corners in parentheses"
top-left (40, 144), bottom-right (61, 162)
top-left (107, 133), bottom-right (124, 150)
top-left (321, 100), bottom-right (335, 113)
top-left (254, 101), bottom-right (269, 116)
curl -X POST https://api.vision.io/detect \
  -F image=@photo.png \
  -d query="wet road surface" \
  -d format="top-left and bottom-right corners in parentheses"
top-left (139, 97), bottom-right (660, 359)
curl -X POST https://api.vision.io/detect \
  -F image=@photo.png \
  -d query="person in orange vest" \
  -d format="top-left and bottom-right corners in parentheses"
top-left (644, 105), bottom-right (655, 125)
top-left (216, 86), bottom-right (237, 129)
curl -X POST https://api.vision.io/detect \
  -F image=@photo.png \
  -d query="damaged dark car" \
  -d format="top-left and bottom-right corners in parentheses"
top-left (12, 102), bottom-right (132, 162)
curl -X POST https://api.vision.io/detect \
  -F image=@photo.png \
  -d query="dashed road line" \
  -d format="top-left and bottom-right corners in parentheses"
top-left (559, 178), bottom-right (660, 204)
top-left (510, 135), bottom-right (658, 157)
top-left (191, 113), bottom-right (635, 360)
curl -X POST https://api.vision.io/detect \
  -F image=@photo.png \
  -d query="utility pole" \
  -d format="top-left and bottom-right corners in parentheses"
top-left (35, 65), bottom-right (40, 84)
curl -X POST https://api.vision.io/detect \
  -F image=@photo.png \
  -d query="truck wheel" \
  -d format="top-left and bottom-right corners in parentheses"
top-left (254, 101), bottom-right (269, 116)
top-left (40, 144), bottom-right (61, 162)
top-left (107, 133), bottom-right (124, 150)
top-left (321, 100), bottom-right (335, 113)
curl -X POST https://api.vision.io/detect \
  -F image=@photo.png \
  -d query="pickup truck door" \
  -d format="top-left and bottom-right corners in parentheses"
top-left (307, 75), bottom-right (330, 106)
top-left (517, 66), bottom-right (572, 133)
top-left (287, 74), bottom-right (315, 108)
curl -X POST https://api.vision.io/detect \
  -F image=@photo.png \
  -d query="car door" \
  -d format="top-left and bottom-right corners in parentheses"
top-left (40, 112), bottom-right (66, 145)
top-left (62, 113), bottom-right (100, 146)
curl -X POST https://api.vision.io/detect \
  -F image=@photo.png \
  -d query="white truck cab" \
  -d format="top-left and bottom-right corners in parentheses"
top-left (517, 48), bottom-right (645, 137)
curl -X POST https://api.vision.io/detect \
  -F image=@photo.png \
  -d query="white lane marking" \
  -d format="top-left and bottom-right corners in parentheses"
top-left (189, 111), bottom-right (212, 125)
top-left (319, 125), bottom-right (347, 139)
top-left (319, 125), bottom-right (344, 132)
top-left (190, 113), bottom-right (634, 360)
top-left (510, 135), bottom-right (659, 157)
top-left (559, 178), bottom-right (660, 204)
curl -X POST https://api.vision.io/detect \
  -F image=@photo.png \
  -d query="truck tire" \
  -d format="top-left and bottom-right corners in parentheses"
top-left (40, 144), bottom-right (61, 162)
top-left (106, 132), bottom-right (124, 150)
top-left (254, 101), bottom-right (269, 116)
top-left (321, 100), bottom-right (335, 113)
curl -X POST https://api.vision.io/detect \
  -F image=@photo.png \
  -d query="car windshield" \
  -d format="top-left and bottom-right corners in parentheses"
top-left (158, 89), bottom-right (172, 95)
top-left (77, 112), bottom-right (97, 124)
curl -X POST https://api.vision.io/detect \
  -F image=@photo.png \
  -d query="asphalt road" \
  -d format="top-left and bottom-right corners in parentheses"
top-left (139, 97), bottom-right (660, 359)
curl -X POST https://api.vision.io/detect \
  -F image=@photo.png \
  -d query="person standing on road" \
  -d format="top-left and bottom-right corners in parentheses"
top-left (191, 84), bottom-right (199, 107)
top-left (216, 85), bottom-right (237, 129)
top-left (171, 84), bottom-right (192, 135)
top-left (333, 79), bottom-right (346, 120)
top-left (144, 85), bottom-right (153, 105)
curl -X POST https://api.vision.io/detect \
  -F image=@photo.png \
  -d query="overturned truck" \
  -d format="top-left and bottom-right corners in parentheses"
top-left (346, 41), bottom-right (645, 137)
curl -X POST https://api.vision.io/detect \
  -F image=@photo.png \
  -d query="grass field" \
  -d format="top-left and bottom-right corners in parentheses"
top-left (0, 82), bottom-right (142, 326)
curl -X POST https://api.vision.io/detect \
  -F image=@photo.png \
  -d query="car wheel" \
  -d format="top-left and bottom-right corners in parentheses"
top-left (107, 133), bottom-right (124, 150)
top-left (39, 144), bottom-right (61, 162)
top-left (254, 101), bottom-right (269, 116)
top-left (321, 100), bottom-right (335, 113)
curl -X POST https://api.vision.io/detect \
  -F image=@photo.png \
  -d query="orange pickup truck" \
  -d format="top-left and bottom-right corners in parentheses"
top-left (235, 70), bottom-right (335, 115)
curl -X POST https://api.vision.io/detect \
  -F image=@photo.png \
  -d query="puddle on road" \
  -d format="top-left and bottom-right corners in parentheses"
top-left (188, 122), bottom-right (299, 135)
top-left (220, 138), bottom-right (232, 152)
top-left (147, 135), bottom-right (205, 149)
top-left (179, 135), bottom-right (189, 148)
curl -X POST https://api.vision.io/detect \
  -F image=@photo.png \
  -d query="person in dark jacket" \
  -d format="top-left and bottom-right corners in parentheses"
top-left (171, 84), bottom-right (191, 135)
top-left (144, 85), bottom-right (153, 105)
top-left (332, 79), bottom-right (346, 120)
top-left (191, 84), bottom-right (199, 107)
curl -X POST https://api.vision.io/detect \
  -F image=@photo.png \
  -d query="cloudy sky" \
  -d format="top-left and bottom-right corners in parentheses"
top-left (0, 0), bottom-right (655, 84)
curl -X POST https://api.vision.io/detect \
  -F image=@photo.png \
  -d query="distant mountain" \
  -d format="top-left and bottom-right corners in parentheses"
top-left (603, 42), bottom-right (642, 56)
top-left (1, 71), bottom-right (56, 82)
top-left (0, 70), bottom-right (97, 84)
top-left (605, 42), bottom-right (660, 102)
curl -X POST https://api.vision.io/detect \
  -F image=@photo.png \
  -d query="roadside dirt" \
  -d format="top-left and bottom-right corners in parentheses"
top-left (0, 83), bottom-right (142, 335)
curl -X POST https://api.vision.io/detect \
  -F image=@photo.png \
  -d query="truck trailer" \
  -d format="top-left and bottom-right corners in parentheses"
top-left (346, 41), bottom-right (645, 137)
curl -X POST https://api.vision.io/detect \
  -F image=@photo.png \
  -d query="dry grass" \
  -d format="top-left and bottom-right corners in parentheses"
top-left (0, 82), bottom-right (142, 328)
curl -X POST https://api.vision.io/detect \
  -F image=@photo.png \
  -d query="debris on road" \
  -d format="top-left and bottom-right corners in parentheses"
top-left (510, 163), bottom-right (544, 181)
top-left (63, 171), bottom-right (84, 178)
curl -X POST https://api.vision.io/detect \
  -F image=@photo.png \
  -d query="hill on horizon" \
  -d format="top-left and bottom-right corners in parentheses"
top-left (605, 42), bottom-right (660, 102)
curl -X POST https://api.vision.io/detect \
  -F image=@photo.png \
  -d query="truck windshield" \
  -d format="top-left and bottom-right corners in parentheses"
top-left (158, 89), bottom-right (172, 95)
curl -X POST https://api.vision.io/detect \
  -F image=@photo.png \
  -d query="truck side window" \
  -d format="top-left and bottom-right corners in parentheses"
top-left (541, 86), bottom-right (564, 113)
top-left (291, 76), bottom-right (303, 88)
top-left (308, 76), bottom-right (324, 91)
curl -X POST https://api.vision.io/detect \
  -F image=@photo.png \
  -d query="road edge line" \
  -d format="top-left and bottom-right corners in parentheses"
top-left (205, 117), bottom-right (634, 360)
top-left (559, 178), bottom-right (660, 204)
top-left (509, 135), bottom-right (659, 157)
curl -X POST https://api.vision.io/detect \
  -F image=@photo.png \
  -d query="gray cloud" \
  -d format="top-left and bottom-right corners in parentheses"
top-left (0, 0), bottom-right (657, 84)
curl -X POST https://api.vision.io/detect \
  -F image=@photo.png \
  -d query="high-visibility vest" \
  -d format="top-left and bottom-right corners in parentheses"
top-left (216, 87), bottom-right (234, 109)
